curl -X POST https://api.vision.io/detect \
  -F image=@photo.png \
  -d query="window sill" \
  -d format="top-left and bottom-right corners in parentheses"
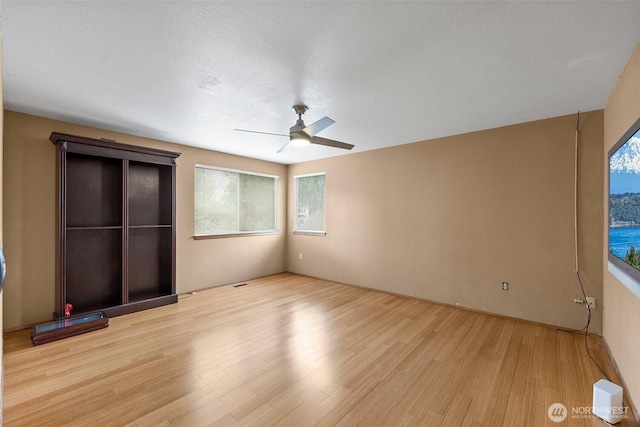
top-left (194, 230), bottom-right (279, 240)
top-left (293, 231), bottom-right (326, 237)
top-left (608, 261), bottom-right (640, 299)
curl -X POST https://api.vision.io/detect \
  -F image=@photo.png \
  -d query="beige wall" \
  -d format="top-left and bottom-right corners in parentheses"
top-left (603, 41), bottom-right (640, 412)
top-left (2, 110), bottom-right (606, 337)
top-left (288, 112), bottom-right (604, 333)
top-left (3, 111), bottom-right (287, 329)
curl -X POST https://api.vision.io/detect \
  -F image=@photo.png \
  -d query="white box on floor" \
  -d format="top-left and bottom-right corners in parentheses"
top-left (593, 379), bottom-right (624, 424)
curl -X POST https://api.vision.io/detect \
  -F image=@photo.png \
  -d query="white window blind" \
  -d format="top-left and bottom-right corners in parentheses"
top-left (294, 173), bottom-right (325, 234)
top-left (195, 165), bottom-right (278, 237)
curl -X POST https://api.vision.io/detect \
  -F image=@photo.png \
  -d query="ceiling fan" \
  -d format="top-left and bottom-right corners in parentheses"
top-left (235, 105), bottom-right (354, 153)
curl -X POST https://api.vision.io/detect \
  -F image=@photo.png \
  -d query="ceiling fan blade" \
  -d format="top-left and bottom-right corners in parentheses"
top-left (310, 136), bottom-right (354, 150)
top-left (302, 116), bottom-right (335, 137)
top-left (234, 128), bottom-right (288, 137)
top-left (276, 142), bottom-right (291, 153)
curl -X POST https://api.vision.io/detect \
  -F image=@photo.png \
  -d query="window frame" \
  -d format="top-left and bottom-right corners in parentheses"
top-left (293, 172), bottom-right (326, 236)
top-left (194, 164), bottom-right (279, 239)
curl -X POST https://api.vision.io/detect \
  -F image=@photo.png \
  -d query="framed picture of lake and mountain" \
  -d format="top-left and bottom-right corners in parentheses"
top-left (609, 116), bottom-right (640, 295)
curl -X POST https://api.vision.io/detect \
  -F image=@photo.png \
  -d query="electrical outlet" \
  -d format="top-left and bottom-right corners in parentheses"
top-left (586, 296), bottom-right (596, 310)
top-left (502, 282), bottom-right (509, 291)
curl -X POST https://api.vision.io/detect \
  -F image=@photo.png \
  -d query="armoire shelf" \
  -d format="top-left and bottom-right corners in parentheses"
top-left (50, 132), bottom-right (181, 318)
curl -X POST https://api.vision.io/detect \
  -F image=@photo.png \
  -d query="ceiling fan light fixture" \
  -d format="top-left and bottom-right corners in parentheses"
top-left (290, 134), bottom-right (310, 147)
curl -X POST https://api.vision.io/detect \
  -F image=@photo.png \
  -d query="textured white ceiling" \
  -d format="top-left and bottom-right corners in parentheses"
top-left (2, 1), bottom-right (640, 164)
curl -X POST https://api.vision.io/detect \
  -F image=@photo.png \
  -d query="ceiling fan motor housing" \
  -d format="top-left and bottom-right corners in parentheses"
top-left (290, 119), bottom-right (310, 146)
top-left (290, 119), bottom-right (306, 134)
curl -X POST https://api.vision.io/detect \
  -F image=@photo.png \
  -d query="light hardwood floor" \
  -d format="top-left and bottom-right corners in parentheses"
top-left (3, 273), bottom-right (638, 426)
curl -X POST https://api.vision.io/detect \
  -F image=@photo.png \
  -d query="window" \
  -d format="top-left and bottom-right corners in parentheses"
top-left (608, 117), bottom-right (640, 298)
top-left (195, 165), bottom-right (278, 237)
top-left (294, 173), bottom-right (325, 235)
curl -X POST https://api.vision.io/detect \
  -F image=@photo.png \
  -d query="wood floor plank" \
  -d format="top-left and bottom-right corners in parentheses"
top-left (3, 273), bottom-right (637, 426)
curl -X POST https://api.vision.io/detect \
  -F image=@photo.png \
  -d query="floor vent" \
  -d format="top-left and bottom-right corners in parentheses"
top-left (233, 283), bottom-right (248, 288)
